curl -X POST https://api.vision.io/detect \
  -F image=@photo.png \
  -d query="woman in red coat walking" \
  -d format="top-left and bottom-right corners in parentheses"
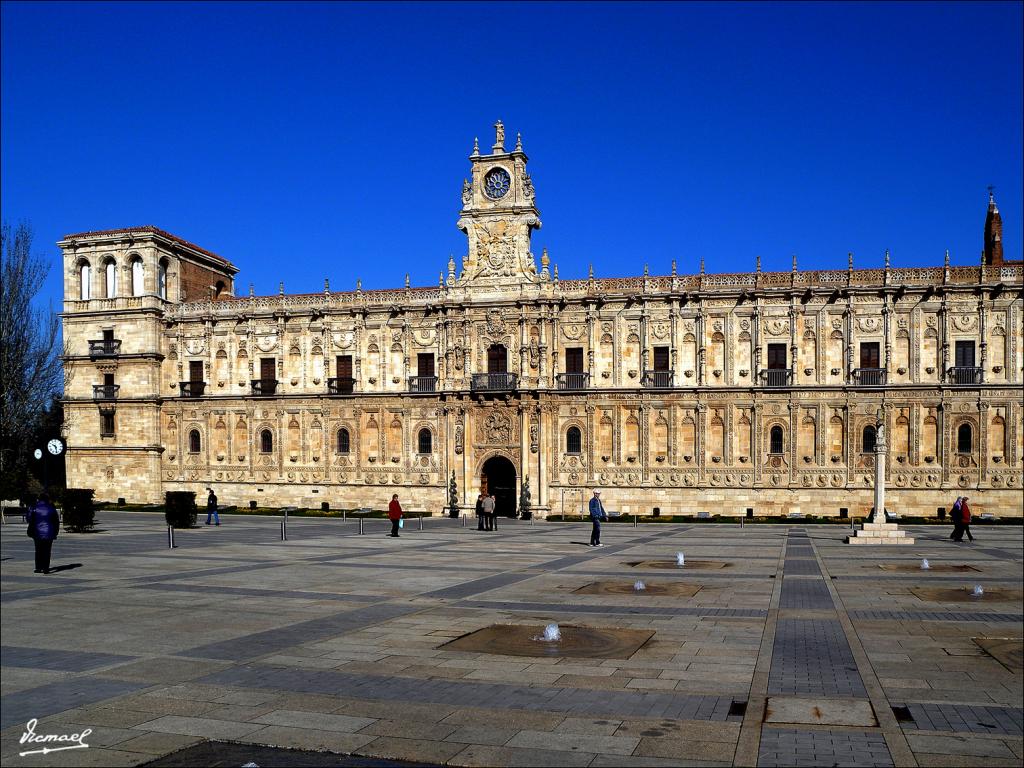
top-left (387, 494), bottom-right (403, 537)
top-left (956, 496), bottom-right (975, 542)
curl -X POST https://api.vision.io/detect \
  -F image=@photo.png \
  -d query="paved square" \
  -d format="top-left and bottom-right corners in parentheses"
top-left (2, 513), bottom-right (1021, 766)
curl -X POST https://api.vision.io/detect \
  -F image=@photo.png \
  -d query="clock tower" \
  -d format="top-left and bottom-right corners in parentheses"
top-left (456, 121), bottom-right (543, 286)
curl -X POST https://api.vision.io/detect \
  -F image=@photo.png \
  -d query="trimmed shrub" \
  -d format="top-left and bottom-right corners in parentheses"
top-left (165, 491), bottom-right (198, 528)
top-left (61, 488), bottom-right (96, 532)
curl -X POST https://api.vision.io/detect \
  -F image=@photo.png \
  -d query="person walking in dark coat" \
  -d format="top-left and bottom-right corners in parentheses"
top-left (388, 494), bottom-right (403, 537)
top-left (949, 497), bottom-right (963, 541)
top-left (589, 489), bottom-right (607, 547)
top-left (205, 487), bottom-right (220, 526)
top-left (26, 493), bottom-right (60, 574)
top-left (475, 494), bottom-right (485, 531)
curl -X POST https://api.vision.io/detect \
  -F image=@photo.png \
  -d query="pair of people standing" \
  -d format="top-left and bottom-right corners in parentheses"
top-left (949, 496), bottom-right (974, 542)
top-left (476, 493), bottom-right (497, 531)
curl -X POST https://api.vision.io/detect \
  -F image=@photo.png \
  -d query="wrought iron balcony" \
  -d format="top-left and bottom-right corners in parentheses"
top-left (409, 376), bottom-right (438, 393)
top-left (327, 377), bottom-right (355, 395)
top-left (471, 372), bottom-right (518, 392)
top-left (556, 372), bottom-right (589, 390)
top-left (852, 368), bottom-right (887, 386)
top-left (179, 381), bottom-right (206, 398)
top-left (251, 378), bottom-right (278, 396)
top-left (92, 384), bottom-right (120, 401)
top-left (760, 369), bottom-right (793, 387)
top-left (87, 339), bottom-right (122, 357)
top-left (642, 370), bottom-right (674, 389)
top-left (946, 366), bottom-right (983, 385)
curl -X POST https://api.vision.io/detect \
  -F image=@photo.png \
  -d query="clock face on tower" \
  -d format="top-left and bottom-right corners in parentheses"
top-left (47, 439), bottom-right (64, 456)
top-left (483, 168), bottom-right (511, 200)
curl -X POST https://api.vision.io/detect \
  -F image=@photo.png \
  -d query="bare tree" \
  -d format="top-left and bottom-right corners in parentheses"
top-left (1, 221), bottom-right (64, 496)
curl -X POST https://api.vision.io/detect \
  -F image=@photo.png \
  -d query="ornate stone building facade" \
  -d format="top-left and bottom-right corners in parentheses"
top-left (61, 123), bottom-right (1023, 517)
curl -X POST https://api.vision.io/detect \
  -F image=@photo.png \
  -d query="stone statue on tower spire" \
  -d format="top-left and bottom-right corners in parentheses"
top-left (493, 120), bottom-right (505, 153)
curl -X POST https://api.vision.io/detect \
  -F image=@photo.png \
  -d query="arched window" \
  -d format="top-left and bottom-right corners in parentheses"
top-left (957, 423), bottom-right (973, 454)
top-left (130, 257), bottom-right (144, 296)
top-left (260, 429), bottom-right (273, 454)
top-left (103, 258), bottom-right (117, 298)
top-left (566, 426), bottom-right (582, 454)
top-left (79, 261), bottom-right (91, 300)
top-left (417, 428), bottom-right (432, 454)
top-left (158, 259), bottom-right (168, 300)
top-left (214, 280), bottom-right (225, 298)
top-left (188, 429), bottom-right (201, 453)
top-left (769, 426), bottom-right (784, 454)
top-left (862, 425), bottom-right (877, 453)
top-left (337, 428), bottom-right (350, 454)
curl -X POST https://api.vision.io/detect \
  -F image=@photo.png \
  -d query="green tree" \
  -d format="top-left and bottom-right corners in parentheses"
top-left (1, 222), bottom-right (64, 499)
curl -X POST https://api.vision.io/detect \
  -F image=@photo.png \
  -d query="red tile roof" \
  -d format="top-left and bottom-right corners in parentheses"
top-left (60, 225), bottom-right (236, 269)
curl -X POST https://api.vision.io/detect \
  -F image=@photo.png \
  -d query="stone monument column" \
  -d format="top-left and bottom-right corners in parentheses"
top-left (848, 409), bottom-right (914, 545)
top-left (873, 410), bottom-right (886, 521)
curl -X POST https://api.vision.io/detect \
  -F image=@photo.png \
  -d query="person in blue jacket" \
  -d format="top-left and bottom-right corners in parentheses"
top-left (26, 493), bottom-right (60, 574)
top-left (589, 489), bottom-right (607, 547)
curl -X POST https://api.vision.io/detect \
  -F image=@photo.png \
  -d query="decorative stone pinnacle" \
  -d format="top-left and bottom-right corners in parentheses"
top-left (756, 255), bottom-right (761, 273)
top-left (471, 137), bottom-right (480, 156)
top-left (515, 132), bottom-right (523, 152)
top-left (439, 272), bottom-right (444, 287)
top-left (279, 281), bottom-right (285, 295)
top-left (324, 278), bottom-right (330, 292)
top-left (248, 282), bottom-right (254, 297)
top-left (944, 249), bottom-right (950, 267)
top-left (541, 247), bottom-right (549, 267)
top-left (791, 254), bottom-right (798, 271)
top-left (644, 263), bottom-right (649, 276)
top-left (356, 278), bottom-right (362, 291)
top-left (589, 263), bottom-right (594, 279)
top-left (671, 259), bottom-right (677, 276)
top-left (884, 249), bottom-right (891, 268)
top-left (699, 256), bottom-right (705, 275)
top-left (848, 252), bottom-right (854, 270)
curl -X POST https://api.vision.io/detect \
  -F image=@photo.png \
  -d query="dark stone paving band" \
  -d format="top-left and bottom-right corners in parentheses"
top-left (768, 618), bottom-right (867, 696)
top-left (199, 664), bottom-right (744, 721)
top-left (1, 645), bottom-right (135, 672)
top-left (850, 609), bottom-right (1024, 623)
top-left (456, 599), bottom-right (768, 618)
top-left (0, 677), bottom-right (148, 730)
top-left (758, 727), bottom-right (893, 767)
top-left (898, 701), bottom-right (1023, 736)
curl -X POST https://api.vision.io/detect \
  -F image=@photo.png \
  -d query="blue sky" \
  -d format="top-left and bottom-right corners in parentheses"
top-left (2, 1), bottom-right (1021, 309)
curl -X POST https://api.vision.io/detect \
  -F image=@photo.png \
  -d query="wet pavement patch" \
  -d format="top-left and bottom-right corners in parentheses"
top-left (911, 587), bottom-right (1023, 603)
top-left (973, 636), bottom-right (1024, 671)
top-left (764, 696), bottom-right (878, 726)
top-left (877, 563), bottom-right (981, 572)
top-left (626, 559), bottom-right (730, 570)
top-left (142, 741), bottom-right (440, 767)
top-left (439, 623), bottom-right (655, 658)
top-left (573, 581), bottom-right (702, 597)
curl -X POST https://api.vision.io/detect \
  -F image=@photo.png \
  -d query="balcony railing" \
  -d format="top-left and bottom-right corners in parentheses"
top-left (87, 339), bottom-right (122, 357)
top-left (409, 376), bottom-right (438, 393)
top-left (760, 369), bottom-right (793, 387)
top-left (557, 372), bottom-right (589, 390)
top-left (852, 368), bottom-right (887, 386)
top-left (947, 366), bottom-right (983, 385)
top-left (251, 379), bottom-right (278, 396)
top-left (180, 381), bottom-right (206, 398)
top-left (92, 384), bottom-right (120, 401)
top-left (327, 377), bottom-right (355, 395)
top-left (642, 370), bottom-right (674, 389)
top-left (471, 372), bottom-right (518, 392)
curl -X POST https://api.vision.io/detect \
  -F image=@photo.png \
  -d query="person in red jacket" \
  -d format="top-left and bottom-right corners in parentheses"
top-left (956, 496), bottom-right (975, 542)
top-left (387, 494), bottom-right (403, 538)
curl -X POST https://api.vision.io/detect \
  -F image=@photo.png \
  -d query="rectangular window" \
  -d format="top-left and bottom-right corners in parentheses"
top-left (102, 329), bottom-right (114, 342)
top-left (653, 346), bottom-right (670, 371)
top-left (100, 411), bottom-right (115, 436)
top-left (189, 360), bottom-right (204, 382)
top-left (859, 342), bottom-right (880, 369)
top-left (417, 353), bottom-right (435, 378)
top-left (565, 347), bottom-right (584, 373)
top-left (260, 357), bottom-right (276, 381)
top-left (487, 344), bottom-right (508, 373)
top-left (103, 372), bottom-right (115, 388)
top-left (767, 343), bottom-right (787, 370)
top-left (955, 340), bottom-right (975, 368)
top-left (336, 355), bottom-right (353, 379)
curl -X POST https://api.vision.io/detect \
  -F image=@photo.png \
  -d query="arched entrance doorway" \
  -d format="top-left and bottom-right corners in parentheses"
top-left (481, 456), bottom-right (517, 517)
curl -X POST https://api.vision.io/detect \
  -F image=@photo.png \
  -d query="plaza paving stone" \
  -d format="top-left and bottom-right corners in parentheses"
top-left (1, 511), bottom-right (1021, 766)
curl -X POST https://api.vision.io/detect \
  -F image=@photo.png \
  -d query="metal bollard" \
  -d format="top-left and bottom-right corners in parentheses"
top-left (418, 514), bottom-right (423, 531)
top-left (167, 525), bottom-right (176, 549)
top-left (280, 520), bottom-right (287, 541)
top-left (461, 513), bottom-right (467, 527)
top-left (343, 509), bottom-right (347, 521)
top-left (359, 516), bottom-right (364, 535)
top-left (633, 514), bottom-right (638, 527)
top-left (530, 515), bottom-right (534, 526)
top-left (740, 516), bottom-right (744, 529)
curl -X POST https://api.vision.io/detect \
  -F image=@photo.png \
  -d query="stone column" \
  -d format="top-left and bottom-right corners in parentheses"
top-left (873, 412), bottom-right (886, 520)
